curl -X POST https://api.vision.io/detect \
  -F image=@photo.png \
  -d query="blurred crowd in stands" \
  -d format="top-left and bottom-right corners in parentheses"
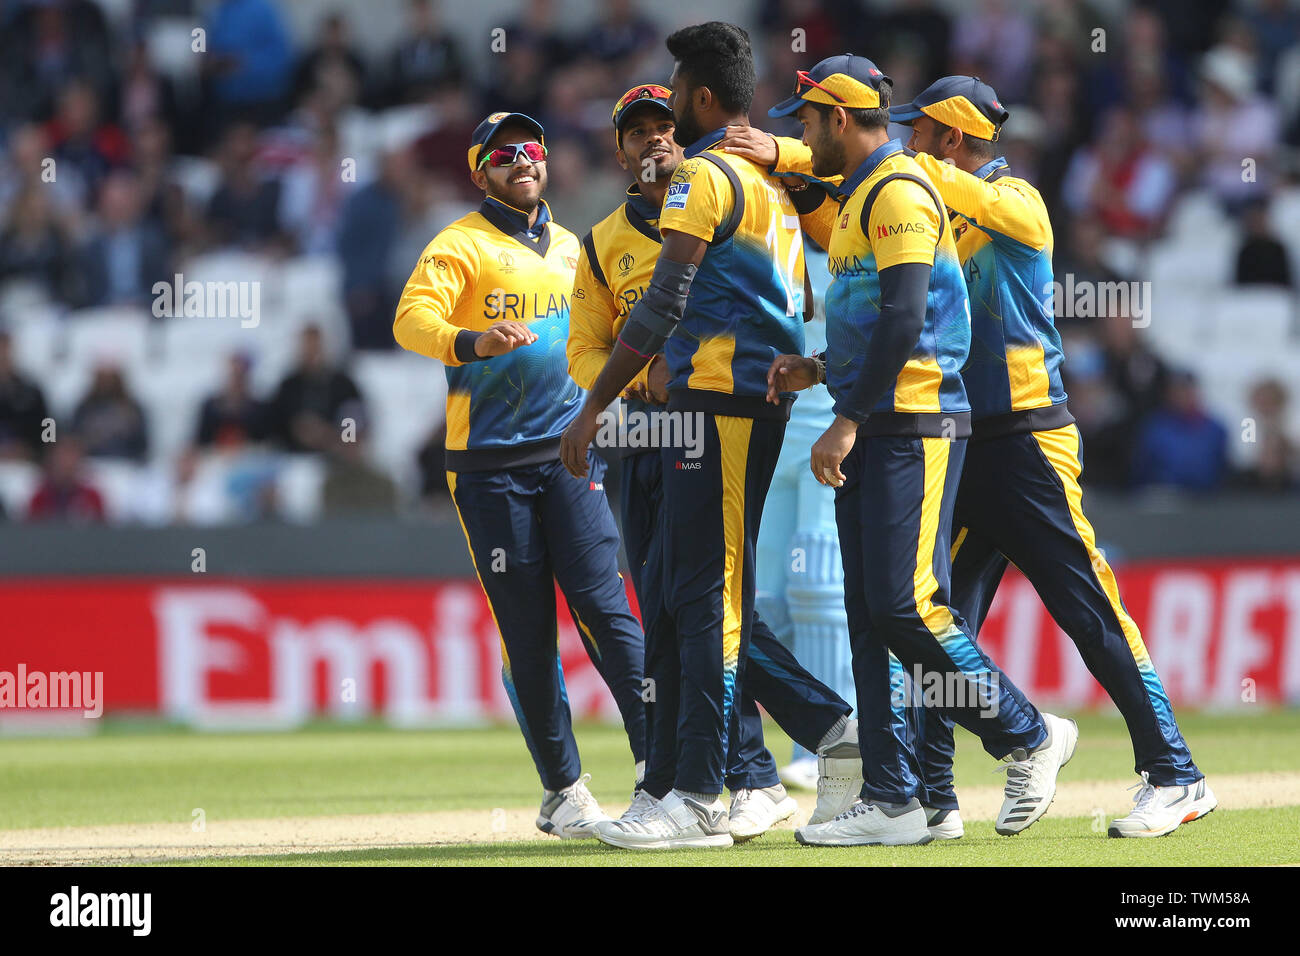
top-left (0, 0), bottom-right (1298, 525)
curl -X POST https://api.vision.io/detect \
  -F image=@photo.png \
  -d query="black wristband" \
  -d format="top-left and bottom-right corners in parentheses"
top-left (454, 329), bottom-right (486, 363)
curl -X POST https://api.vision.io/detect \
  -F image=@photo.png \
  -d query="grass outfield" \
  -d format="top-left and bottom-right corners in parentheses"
top-left (1, 710), bottom-right (1297, 865)
top-left (189, 808), bottom-right (1300, 867)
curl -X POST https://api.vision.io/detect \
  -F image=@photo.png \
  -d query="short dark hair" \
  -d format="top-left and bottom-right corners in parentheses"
top-left (931, 121), bottom-right (997, 162)
top-left (809, 94), bottom-right (891, 133)
top-left (665, 22), bottom-right (755, 114)
top-left (961, 133), bottom-right (998, 162)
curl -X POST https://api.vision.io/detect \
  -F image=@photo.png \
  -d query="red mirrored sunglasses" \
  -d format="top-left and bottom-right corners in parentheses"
top-left (795, 70), bottom-right (846, 103)
top-left (478, 141), bottom-right (548, 168)
top-left (614, 84), bottom-right (673, 120)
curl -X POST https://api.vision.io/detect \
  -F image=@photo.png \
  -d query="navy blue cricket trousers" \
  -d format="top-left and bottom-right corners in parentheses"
top-left (449, 451), bottom-right (646, 792)
top-left (835, 434), bottom-right (1047, 806)
top-left (917, 424), bottom-right (1200, 807)
top-left (620, 447), bottom-right (851, 797)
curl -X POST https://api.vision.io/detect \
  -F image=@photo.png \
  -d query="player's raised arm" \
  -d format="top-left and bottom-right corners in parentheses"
top-left (911, 151), bottom-right (1050, 253)
top-left (394, 231), bottom-right (537, 362)
top-left (558, 227), bottom-right (704, 477)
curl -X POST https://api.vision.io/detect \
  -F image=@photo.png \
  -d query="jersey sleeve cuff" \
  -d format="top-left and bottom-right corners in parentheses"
top-left (454, 329), bottom-right (485, 363)
top-left (831, 400), bottom-right (869, 425)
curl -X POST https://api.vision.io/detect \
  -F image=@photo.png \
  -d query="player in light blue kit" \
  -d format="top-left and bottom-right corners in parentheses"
top-left (754, 248), bottom-right (855, 797)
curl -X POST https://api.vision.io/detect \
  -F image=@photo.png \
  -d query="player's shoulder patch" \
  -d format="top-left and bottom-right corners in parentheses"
top-left (670, 158), bottom-right (702, 183)
top-left (664, 179), bottom-right (692, 211)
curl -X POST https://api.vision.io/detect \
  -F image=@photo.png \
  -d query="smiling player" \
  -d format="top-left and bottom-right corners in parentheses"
top-left (568, 83), bottom-right (859, 846)
top-left (394, 111), bottom-right (647, 839)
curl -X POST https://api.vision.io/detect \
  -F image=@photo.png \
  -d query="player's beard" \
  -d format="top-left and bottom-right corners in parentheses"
top-left (673, 99), bottom-right (706, 152)
top-left (486, 164), bottom-right (547, 212)
top-left (810, 121), bottom-right (847, 178)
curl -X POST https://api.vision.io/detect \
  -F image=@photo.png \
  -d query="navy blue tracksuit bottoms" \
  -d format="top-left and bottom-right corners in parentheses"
top-left (449, 451), bottom-right (646, 792)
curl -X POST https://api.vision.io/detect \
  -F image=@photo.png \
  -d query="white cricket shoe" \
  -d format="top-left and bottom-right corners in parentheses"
top-left (778, 756), bottom-right (819, 792)
top-left (995, 713), bottom-right (1079, 836)
top-left (536, 773), bottom-right (609, 839)
top-left (809, 738), bottom-right (864, 825)
top-left (1108, 773), bottom-right (1217, 838)
top-left (922, 806), bottom-right (964, 840)
top-left (795, 798), bottom-right (933, 847)
top-left (621, 789), bottom-right (660, 824)
top-left (729, 784), bottom-right (798, 842)
top-left (593, 790), bottom-right (659, 844)
top-left (594, 790), bottom-right (733, 850)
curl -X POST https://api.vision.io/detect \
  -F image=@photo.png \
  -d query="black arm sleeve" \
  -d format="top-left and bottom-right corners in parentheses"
top-left (453, 329), bottom-right (486, 363)
top-left (833, 260), bottom-right (932, 423)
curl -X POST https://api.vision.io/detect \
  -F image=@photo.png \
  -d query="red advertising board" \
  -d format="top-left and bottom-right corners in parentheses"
top-left (0, 559), bottom-right (1297, 726)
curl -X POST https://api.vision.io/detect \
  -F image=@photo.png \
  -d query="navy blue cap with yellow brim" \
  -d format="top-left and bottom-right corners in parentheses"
top-left (467, 111), bottom-right (546, 172)
top-left (769, 54), bottom-right (892, 118)
top-left (888, 75), bottom-right (1009, 141)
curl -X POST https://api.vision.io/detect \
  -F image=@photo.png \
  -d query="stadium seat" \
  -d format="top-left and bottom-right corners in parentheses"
top-left (7, 303), bottom-right (66, 381)
top-left (1167, 189), bottom-right (1227, 243)
top-left (350, 351), bottom-right (447, 493)
top-left (63, 307), bottom-right (158, 371)
top-left (84, 459), bottom-right (149, 524)
top-left (0, 460), bottom-right (40, 519)
top-left (134, 357), bottom-right (225, 462)
top-left (1205, 288), bottom-right (1295, 352)
top-left (275, 454), bottom-right (327, 523)
top-left (1146, 234), bottom-right (1236, 290)
top-left (1268, 186), bottom-right (1300, 254)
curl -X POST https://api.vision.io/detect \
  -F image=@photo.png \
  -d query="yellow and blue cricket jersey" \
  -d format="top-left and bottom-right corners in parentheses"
top-left (567, 184), bottom-right (662, 404)
top-left (910, 153), bottom-right (1070, 435)
top-left (792, 139), bottom-right (971, 433)
top-left (657, 127), bottom-right (807, 420)
top-left (394, 197), bottom-right (582, 471)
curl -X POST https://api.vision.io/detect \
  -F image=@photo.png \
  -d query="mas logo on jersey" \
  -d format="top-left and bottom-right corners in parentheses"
top-left (664, 181), bottom-right (691, 210)
top-left (875, 221), bottom-right (925, 239)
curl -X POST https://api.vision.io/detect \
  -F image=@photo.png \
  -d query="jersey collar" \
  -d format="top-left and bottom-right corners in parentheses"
top-left (839, 137), bottom-right (906, 198)
top-left (975, 157), bottom-right (1009, 181)
top-left (479, 196), bottom-right (552, 256)
top-left (624, 184), bottom-right (659, 222)
top-left (683, 126), bottom-right (729, 159)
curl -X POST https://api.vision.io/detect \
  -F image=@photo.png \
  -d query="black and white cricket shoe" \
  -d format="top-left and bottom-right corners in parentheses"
top-left (536, 773), bottom-right (609, 838)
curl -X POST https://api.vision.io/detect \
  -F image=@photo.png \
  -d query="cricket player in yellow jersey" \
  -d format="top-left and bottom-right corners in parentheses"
top-left (560, 22), bottom-right (810, 849)
top-left (888, 77), bottom-right (1213, 837)
top-left (759, 55), bottom-right (1077, 846)
top-left (394, 111), bottom-right (646, 839)
top-left (568, 83), bottom-right (859, 844)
